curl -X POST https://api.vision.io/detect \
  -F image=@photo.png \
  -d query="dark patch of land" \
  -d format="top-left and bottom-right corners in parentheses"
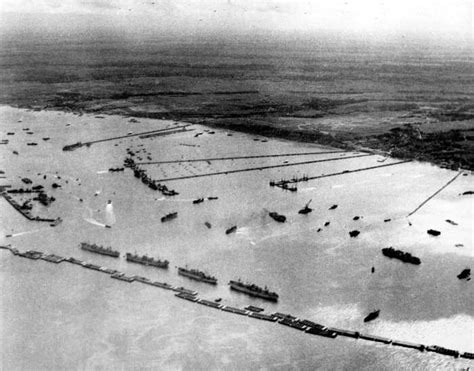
top-left (1, 36), bottom-right (473, 169)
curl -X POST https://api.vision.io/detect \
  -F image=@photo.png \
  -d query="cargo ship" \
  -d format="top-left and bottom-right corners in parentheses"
top-left (382, 247), bottom-right (421, 265)
top-left (178, 267), bottom-right (217, 284)
top-left (80, 242), bottom-right (120, 257)
top-left (229, 279), bottom-right (279, 301)
top-left (125, 253), bottom-right (169, 268)
top-left (269, 212), bottom-right (286, 223)
top-left (161, 212), bottom-right (177, 223)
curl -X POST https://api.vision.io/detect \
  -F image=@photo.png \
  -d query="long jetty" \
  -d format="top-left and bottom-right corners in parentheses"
top-left (135, 150), bottom-right (347, 165)
top-left (153, 154), bottom-right (373, 182)
top-left (153, 157), bottom-right (411, 183)
top-left (407, 171), bottom-right (464, 217)
top-left (63, 126), bottom-right (190, 151)
top-left (1, 244), bottom-right (472, 361)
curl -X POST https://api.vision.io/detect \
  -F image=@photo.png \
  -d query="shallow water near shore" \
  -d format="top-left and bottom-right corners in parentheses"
top-left (0, 106), bottom-right (472, 369)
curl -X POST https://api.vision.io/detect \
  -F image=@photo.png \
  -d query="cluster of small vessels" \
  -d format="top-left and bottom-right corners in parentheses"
top-left (382, 247), bottom-right (421, 265)
top-left (269, 175), bottom-right (309, 192)
top-left (1, 191), bottom-right (60, 224)
top-left (124, 157), bottom-right (179, 196)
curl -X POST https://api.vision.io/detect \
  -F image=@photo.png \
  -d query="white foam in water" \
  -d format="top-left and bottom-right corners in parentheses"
top-left (105, 201), bottom-right (116, 226)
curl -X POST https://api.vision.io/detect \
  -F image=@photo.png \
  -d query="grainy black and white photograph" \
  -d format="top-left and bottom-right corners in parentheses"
top-left (0, 0), bottom-right (472, 369)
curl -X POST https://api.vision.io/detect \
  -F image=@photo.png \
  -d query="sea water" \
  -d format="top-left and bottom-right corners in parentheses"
top-left (0, 106), bottom-right (472, 369)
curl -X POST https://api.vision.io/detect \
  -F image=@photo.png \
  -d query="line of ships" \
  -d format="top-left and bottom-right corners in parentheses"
top-left (80, 242), bottom-right (279, 301)
top-left (4, 244), bottom-right (472, 361)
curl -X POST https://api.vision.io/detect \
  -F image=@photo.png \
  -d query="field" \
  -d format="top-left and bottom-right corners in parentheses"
top-left (0, 34), bottom-right (473, 168)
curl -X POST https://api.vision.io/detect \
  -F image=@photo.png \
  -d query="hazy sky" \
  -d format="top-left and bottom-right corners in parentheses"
top-left (0, 0), bottom-right (471, 41)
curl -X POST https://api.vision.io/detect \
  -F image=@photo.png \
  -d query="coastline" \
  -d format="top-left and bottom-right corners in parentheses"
top-left (4, 102), bottom-right (473, 172)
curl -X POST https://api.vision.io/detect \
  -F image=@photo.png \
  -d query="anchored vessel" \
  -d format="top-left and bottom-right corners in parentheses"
top-left (382, 247), bottom-right (421, 265)
top-left (457, 268), bottom-right (471, 280)
top-left (427, 229), bottom-right (441, 236)
top-left (269, 212), bottom-right (286, 223)
top-left (364, 309), bottom-right (380, 322)
top-left (229, 280), bottom-right (279, 301)
top-left (80, 242), bottom-right (120, 257)
top-left (125, 253), bottom-right (169, 268)
top-left (226, 225), bottom-right (237, 234)
top-left (298, 199), bottom-right (313, 214)
top-left (161, 212), bottom-right (178, 223)
top-left (178, 267), bottom-right (217, 284)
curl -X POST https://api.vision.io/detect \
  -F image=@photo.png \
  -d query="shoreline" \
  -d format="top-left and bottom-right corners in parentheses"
top-left (3, 103), bottom-right (473, 172)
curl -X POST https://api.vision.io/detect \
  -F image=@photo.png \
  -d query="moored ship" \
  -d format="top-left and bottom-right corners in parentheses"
top-left (126, 253), bottom-right (169, 268)
top-left (228, 279), bottom-right (279, 301)
top-left (178, 266), bottom-right (217, 284)
top-left (80, 242), bottom-right (120, 257)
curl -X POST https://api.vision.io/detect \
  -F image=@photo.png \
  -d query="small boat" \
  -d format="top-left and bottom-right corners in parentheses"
top-left (457, 268), bottom-right (471, 280)
top-left (427, 229), bottom-right (441, 236)
top-left (193, 198), bottom-right (204, 204)
top-left (349, 230), bottom-right (360, 238)
top-left (364, 309), bottom-right (380, 322)
top-left (161, 212), bottom-right (178, 223)
top-left (329, 204), bottom-right (338, 210)
top-left (298, 199), bottom-right (313, 215)
top-left (226, 225), bottom-right (237, 235)
top-left (269, 212), bottom-right (286, 223)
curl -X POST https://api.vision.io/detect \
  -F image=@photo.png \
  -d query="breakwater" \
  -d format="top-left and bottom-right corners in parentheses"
top-left (0, 244), bottom-right (471, 361)
top-left (63, 126), bottom-right (190, 151)
top-left (152, 154), bottom-right (373, 182)
top-left (1, 192), bottom-right (59, 224)
top-left (135, 150), bottom-right (347, 165)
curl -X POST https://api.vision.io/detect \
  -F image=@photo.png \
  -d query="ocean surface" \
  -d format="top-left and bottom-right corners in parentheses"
top-left (0, 106), bottom-right (472, 370)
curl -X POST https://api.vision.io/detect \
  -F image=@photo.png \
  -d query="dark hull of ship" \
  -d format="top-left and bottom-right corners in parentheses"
top-left (81, 245), bottom-right (119, 257)
top-left (126, 255), bottom-right (168, 268)
top-left (178, 269), bottom-right (217, 284)
top-left (229, 282), bottom-right (278, 301)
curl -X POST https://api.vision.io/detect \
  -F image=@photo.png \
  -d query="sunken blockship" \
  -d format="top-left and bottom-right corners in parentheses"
top-left (228, 280), bottom-right (279, 301)
top-left (124, 157), bottom-right (179, 196)
top-left (80, 242), bottom-right (120, 257)
top-left (126, 253), bottom-right (169, 268)
top-left (382, 247), bottom-right (421, 265)
top-left (178, 267), bottom-right (217, 284)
